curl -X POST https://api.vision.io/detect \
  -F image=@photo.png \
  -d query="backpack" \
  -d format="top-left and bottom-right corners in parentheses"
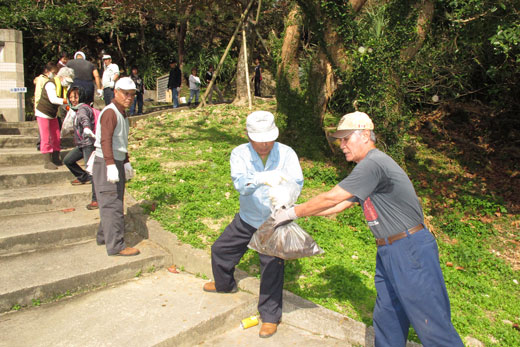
top-left (83, 104), bottom-right (101, 133)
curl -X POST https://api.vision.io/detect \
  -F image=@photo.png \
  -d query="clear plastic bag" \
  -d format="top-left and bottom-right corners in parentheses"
top-left (248, 179), bottom-right (324, 260)
top-left (60, 109), bottom-right (75, 137)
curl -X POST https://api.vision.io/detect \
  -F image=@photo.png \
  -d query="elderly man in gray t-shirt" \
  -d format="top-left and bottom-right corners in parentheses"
top-left (273, 112), bottom-right (463, 347)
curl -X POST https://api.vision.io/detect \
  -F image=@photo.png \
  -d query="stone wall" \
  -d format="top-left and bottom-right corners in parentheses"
top-left (0, 29), bottom-right (25, 122)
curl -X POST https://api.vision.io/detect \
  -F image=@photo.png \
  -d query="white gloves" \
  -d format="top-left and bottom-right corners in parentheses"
top-left (97, 89), bottom-right (103, 97)
top-left (176, 87), bottom-right (180, 92)
top-left (255, 170), bottom-right (285, 187)
top-left (124, 162), bottom-right (135, 180)
top-left (83, 128), bottom-right (95, 138)
top-left (106, 164), bottom-right (119, 183)
top-left (272, 206), bottom-right (298, 228)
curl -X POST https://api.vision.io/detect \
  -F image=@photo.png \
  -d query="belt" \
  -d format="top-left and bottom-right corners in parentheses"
top-left (375, 224), bottom-right (425, 247)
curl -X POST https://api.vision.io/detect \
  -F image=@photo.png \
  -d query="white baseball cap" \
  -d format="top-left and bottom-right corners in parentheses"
top-left (115, 77), bottom-right (136, 90)
top-left (330, 111), bottom-right (374, 138)
top-left (246, 111), bottom-right (279, 142)
top-left (102, 54), bottom-right (111, 60)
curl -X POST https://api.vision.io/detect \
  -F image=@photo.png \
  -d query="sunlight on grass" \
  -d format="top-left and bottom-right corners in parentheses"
top-left (128, 104), bottom-right (519, 346)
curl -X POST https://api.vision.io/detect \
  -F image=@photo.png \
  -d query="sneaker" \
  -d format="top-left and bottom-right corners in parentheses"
top-left (86, 201), bottom-right (98, 210)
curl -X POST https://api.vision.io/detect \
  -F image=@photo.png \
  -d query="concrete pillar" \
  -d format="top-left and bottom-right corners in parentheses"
top-left (0, 29), bottom-right (25, 122)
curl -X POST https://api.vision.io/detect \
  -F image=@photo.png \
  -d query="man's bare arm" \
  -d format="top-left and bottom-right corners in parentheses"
top-left (295, 185), bottom-right (354, 217)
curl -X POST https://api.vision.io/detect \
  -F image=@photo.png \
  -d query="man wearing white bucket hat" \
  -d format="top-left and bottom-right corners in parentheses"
top-left (202, 111), bottom-right (304, 338)
top-left (93, 77), bottom-right (139, 257)
top-left (273, 111), bottom-right (463, 347)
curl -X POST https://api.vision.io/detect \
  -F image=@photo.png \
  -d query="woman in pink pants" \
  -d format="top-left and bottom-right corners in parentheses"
top-left (35, 64), bottom-right (74, 169)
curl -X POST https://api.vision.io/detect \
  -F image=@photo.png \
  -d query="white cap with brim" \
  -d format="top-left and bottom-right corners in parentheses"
top-left (330, 111), bottom-right (374, 138)
top-left (115, 77), bottom-right (136, 90)
top-left (246, 111), bottom-right (279, 142)
top-left (102, 54), bottom-right (111, 60)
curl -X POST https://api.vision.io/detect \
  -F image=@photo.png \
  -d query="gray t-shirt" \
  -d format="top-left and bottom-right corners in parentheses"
top-left (67, 59), bottom-right (95, 81)
top-left (338, 149), bottom-right (424, 239)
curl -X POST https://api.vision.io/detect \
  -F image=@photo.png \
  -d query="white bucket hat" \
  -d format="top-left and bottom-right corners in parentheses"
top-left (246, 111), bottom-right (279, 142)
top-left (74, 51), bottom-right (86, 60)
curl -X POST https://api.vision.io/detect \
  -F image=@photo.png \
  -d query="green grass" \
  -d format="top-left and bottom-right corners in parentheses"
top-left (127, 103), bottom-right (519, 346)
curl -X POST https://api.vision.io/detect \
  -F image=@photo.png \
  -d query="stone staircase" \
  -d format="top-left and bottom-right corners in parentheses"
top-left (0, 121), bottom-right (170, 314)
top-left (0, 120), bottom-right (393, 347)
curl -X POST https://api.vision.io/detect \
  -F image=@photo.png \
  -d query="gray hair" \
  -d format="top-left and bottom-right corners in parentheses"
top-left (354, 129), bottom-right (377, 143)
top-left (57, 67), bottom-right (75, 79)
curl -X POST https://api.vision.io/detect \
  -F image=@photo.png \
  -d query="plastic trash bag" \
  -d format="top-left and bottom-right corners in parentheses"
top-left (60, 109), bottom-right (76, 137)
top-left (248, 180), bottom-right (324, 260)
top-left (248, 214), bottom-right (324, 260)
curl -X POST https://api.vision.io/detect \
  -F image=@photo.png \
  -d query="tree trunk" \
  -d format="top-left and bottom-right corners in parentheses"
top-left (176, 2), bottom-right (194, 67)
top-left (234, 21), bottom-right (253, 105)
top-left (277, 3), bottom-right (302, 90)
top-left (312, 0), bottom-right (367, 110)
top-left (400, 0), bottom-right (434, 61)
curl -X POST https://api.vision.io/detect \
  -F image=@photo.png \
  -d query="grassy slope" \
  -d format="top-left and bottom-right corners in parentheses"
top-left (127, 101), bottom-right (519, 345)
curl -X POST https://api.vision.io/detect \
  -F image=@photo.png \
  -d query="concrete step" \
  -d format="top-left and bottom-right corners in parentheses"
top-left (0, 209), bottom-right (100, 256)
top-left (200, 323), bottom-right (347, 346)
top-left (0, 238), bottom-right (170, 313)
top-left (0, 269), bottom-right (261, 347)
top-left (0, 148), bottom-right (73, 166)
top-left (0, 183), bottom-right (93, 216)
top-left (0, 127), bottom-right (39, 136)
top-left (0, 165), bottom-right (76, 189)
top-left (0, 135), bottom-right (74, 149)
top-left (0, 121), bottom-right (38, 128)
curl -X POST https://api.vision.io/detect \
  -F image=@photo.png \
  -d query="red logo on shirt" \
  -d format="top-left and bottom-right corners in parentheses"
top-left (363, 197), bottom-right (378, 222)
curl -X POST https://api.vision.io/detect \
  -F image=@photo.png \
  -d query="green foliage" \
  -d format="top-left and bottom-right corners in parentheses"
top-left (128, 104), bottom-right (519, 345)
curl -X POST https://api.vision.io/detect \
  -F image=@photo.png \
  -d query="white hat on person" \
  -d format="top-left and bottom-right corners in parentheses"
top-left (246, 111), bottom-right (279, 142)
top-left (330, 111), bottom-right (374, 139)
top-left (102, 54), bottom-right (111, 60)
top-left (115, 77), bottom-right (136, 90)
top-left (74, 51), bottom-right (86, 59)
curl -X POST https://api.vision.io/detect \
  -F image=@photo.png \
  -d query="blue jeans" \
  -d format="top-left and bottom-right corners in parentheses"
top-left (188, 89), bottom-right (199, 104)
top-left (171, 88), bottom-right (179, 108)
top-left (130, 92), bottom-right (143, 115)
top-left (373, 228), bottom-right (463, 347)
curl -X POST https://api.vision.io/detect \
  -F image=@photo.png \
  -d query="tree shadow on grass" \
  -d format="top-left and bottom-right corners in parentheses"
top-left (284, 260), bottom-right (376, 325)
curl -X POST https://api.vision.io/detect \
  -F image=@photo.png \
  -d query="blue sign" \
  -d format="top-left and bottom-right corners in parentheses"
top-left (10, 87), bottom-right (27, 93)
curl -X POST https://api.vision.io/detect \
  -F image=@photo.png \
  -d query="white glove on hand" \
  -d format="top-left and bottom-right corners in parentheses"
top-left (124, 162), bottom-right (135, 180)
top-left (97, 89), bottom-right (103, 98)
top-left (83, 128), bottom-right (95, 138)
top-left (255, 170), bottom-right (285, 187)
top-left (176, 87), bottom-right (180, 92)
top-left (106, 164), bottom-right (119, 183)
top-left (272, 206), bottom-right (297, 228)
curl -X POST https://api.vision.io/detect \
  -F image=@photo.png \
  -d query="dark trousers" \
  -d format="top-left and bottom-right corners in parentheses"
top-left (130, 92), bottom-right (143, 115)
top-left (373, 228), bottom-right (464, 347)
top-left (103, 88), bottom-right (114, 106)
top-left (93, 156), bottom-right (126, 255)
top-left (254, 79), bottom-right (261, 96)
top-left (211, 214), bottom-right (284, 323)
top-left (63, 145), bottom-right (96, 202)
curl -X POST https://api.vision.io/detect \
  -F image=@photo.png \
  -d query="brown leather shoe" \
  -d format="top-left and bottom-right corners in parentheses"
top-left (117, 247), bottom-right (140, 256)
top-left (202, 281), bottom-right (238, 293)
top-left (259, 322), bottom-right (278, 338)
